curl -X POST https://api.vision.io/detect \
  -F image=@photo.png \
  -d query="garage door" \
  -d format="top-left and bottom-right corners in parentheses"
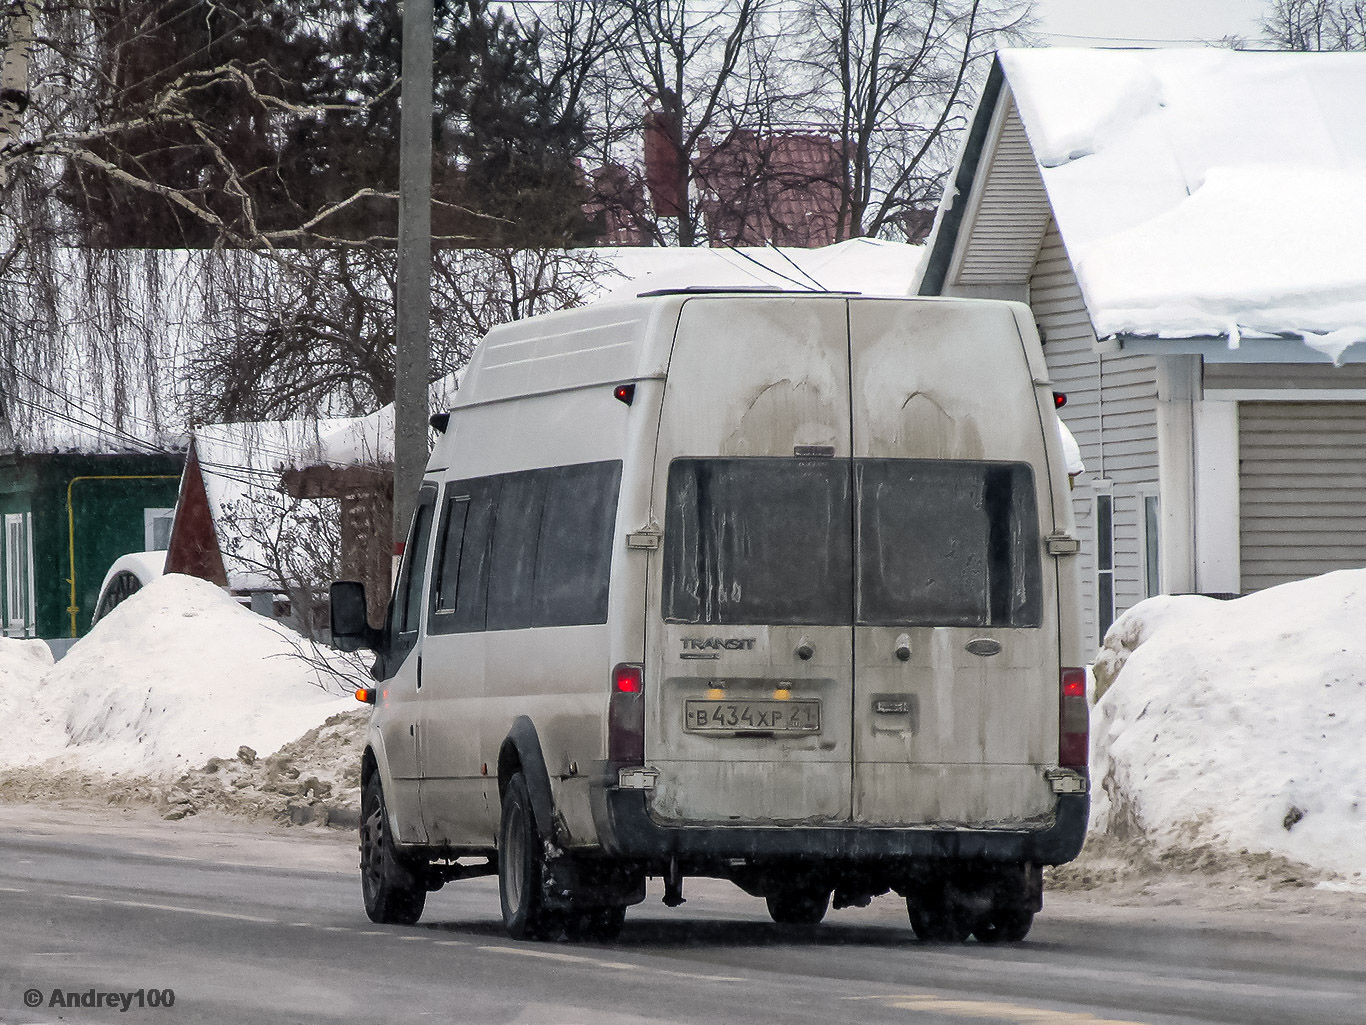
top-left (1239, 401), bottom-right (1366, 592)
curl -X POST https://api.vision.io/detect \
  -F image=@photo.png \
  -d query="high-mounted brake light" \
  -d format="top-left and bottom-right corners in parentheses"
top-left (1053, 392), bottom-right (1067, 409)
top-left (1059, 667), bottom-right (1088, 771)
top-left (608, 663), bottom-right (645, 762)
top-left (613, 383), bottom-right (636, 406)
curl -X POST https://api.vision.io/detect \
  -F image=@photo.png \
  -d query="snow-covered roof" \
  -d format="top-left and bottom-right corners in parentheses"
top-left (193, 418), bottom-right (363, 591)
top-left (998, 48), bottom-right (1366, 361)
top-left (596, 238), bottom-right (923, 300)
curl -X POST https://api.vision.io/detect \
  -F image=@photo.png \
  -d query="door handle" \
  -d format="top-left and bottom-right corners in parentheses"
top-left (416, 655), bottom-right (423, 689)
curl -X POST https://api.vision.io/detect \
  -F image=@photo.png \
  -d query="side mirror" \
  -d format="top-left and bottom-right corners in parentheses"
top-left (330, 580), bottom-right (381, 652)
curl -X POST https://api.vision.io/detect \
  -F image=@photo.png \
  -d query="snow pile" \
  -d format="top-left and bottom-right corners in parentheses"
top-left (1090, 570), bottom-right (1366, 881)
top-left (0, 638), bottom-right (56, 730)
top-left (0, 574), bottom-right (361, 778)
top-left (1000, 48), bottom-right (1366, 357)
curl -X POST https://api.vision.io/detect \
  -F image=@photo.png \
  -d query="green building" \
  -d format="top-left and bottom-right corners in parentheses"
top-left (0, 451), bottom-right (184, 642)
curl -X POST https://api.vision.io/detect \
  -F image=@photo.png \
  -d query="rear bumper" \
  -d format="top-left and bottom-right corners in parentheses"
top-left (596, 788), bottom-right (1089, 867)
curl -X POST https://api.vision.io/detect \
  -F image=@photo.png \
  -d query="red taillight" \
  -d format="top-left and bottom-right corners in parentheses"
top-left (613, 663), bottom-right (643, 693)
top-left (1053, 392), bottom-right (1067, 409)
top-left (1059, 667), bottom-right (1089, 771)
top-left (609, 663), bottom-right (645, 763)
top-left (613, 383), bottom-right (636, 405)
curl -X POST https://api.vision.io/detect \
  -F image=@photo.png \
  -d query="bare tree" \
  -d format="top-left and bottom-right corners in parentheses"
top-left (188, 246), bottom-right (614, 424)
top-left (1263, 0), bottom-right (1366, 49)
top-left (796, 0), bottom-right (1032, 241)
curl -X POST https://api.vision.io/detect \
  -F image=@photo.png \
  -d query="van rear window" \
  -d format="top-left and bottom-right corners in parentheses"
top-left (663, 458), bottom-right (853, 626)
top-left (663, 457), bottom-right (1042, 628)
top-left (856, 459), bottom-right (1042, 628)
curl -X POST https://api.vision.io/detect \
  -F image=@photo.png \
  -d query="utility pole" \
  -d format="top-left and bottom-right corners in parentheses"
top-left (392, 0), bottom-right (434, 564)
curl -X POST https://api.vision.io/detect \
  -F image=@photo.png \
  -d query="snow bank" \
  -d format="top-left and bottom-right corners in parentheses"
top-left (0, 638), bottom-right (55, 732)
top-left (1000, 48), bottom-right (1366, 356)
top-left (1, 574), bottom-right (359, 778)
top-left (1091, 570), bottom-right (1366, 881)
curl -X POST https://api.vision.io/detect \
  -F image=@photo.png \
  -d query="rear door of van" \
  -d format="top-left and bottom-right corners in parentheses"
top-left (848, 299), bottom-right (1059, 827)
top-left (644, 296), bottom-right (855, 825)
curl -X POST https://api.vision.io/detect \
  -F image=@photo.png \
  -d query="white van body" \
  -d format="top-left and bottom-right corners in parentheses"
top-left (357, 292), bottom-right (1086, 939)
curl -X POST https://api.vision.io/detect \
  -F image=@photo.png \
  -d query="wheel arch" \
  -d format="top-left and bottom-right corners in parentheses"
top-left (497, 716), bottom-right (557, 843)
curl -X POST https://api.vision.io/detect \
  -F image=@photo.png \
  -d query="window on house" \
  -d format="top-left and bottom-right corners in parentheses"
top-left (4, 514), bottom-right (33, 636)
top-left (1096, 492), bottom-right (1115, 643)
top-left (144, 508), bottom-right (175, 551)
top-left (1144, 494), bottom-right (1160, 598)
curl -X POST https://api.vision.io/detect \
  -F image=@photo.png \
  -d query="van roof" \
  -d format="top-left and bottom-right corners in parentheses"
top-left (448, 293), bottom-right (1025, 413)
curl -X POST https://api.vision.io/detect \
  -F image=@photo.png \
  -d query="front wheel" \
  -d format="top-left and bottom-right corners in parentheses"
top-left (499, 772), bottom-right (561, 940)
top-left (360, 773), bottom-right (426, 925)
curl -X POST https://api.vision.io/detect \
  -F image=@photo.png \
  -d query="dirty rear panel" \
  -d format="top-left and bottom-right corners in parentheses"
top-left (644, 296), bottom-right (854, 825)
top-left (848, 299), bottom-right (1059, 827)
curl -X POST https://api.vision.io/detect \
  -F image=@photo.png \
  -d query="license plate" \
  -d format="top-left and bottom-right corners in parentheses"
top-left (684, 699), bottom-right (821, 735)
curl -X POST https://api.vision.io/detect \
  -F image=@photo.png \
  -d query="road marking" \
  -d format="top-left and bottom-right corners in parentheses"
top-left (356, 930), bottom-right (391, 937)
top-left (317, 925), bottom-right (352, 932)
top-left (64, 894), bottom-right (107, 901)
top-left (476, 945), bottom-right (745, 983)
top-left (434, 940), bottom-right (471, 947)
top-left (103, 899), bottom-right (277, 924)
top-left (848, 994), bottom-right (1152, 1025)
top-left (397, 935), bottom-right (426, 942)
top-left (0, 885), bottom-right (28, 892)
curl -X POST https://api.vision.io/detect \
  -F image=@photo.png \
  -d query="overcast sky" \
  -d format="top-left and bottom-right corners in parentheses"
top-left (1034, 0), bottom-right (1268, 46)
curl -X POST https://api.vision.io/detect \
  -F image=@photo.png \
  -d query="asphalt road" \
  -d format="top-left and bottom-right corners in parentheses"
top-left (2, 812), bottom-right (1364, 1025)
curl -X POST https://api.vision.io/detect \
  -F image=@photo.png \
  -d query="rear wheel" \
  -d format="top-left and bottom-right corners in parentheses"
top-left (360, 773), bottom-right (426, 925)
top-left (499, 772), bottom-right (561, 940)
top-left (973, 908), bottom-right (1034, 944)
top-left (907, 889), bottom-right (971, 943)
top-left (766, 886), bottom-right (831, 926)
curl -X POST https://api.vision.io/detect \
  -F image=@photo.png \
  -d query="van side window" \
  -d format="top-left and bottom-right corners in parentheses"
top-left (428, 480), bottom-right (496, 635)
top-left (430, 462), bottom-right (621, 634)
top-left (395, 493), bottom-right (436, 636)
top-left (533, 461), bottom-right (622, 627)
top-left (431, 497), bottom-right (470, 614)
top-left (486, 472), bottom-right (546, 631)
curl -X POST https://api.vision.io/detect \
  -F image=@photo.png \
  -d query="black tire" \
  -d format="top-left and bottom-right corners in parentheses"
top-left (907, 893), bottom-right (971, 943)
top-left (499, 772), bottom-right (561, 940)
top-left (973, 909), bottom-right (1034, 944)
top-left (360, 772), bottom-right (426, 925)
top-left (565, 905), bottom-right (627, 943)
top-left (766, 887), bottom-right (831, 926)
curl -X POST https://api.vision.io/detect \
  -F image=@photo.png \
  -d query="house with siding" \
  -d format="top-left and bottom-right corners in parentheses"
top-left (0, 410), bottom-right (183, 645)
top-left (919, 48), bottom-right (1366, 651)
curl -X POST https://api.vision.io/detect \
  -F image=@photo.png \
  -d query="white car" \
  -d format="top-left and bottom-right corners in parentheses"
top-left (91, 551), bottom-right (167, 626)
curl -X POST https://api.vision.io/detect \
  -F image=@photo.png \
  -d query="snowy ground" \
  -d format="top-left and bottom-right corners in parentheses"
top-left (0, 574), bottom-right (370, 825)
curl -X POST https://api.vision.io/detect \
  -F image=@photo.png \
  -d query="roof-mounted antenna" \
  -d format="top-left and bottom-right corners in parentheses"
top-left (723, 245), bottom-right (817, 291)
top-left (766, 242), bottom-right (828, 291)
